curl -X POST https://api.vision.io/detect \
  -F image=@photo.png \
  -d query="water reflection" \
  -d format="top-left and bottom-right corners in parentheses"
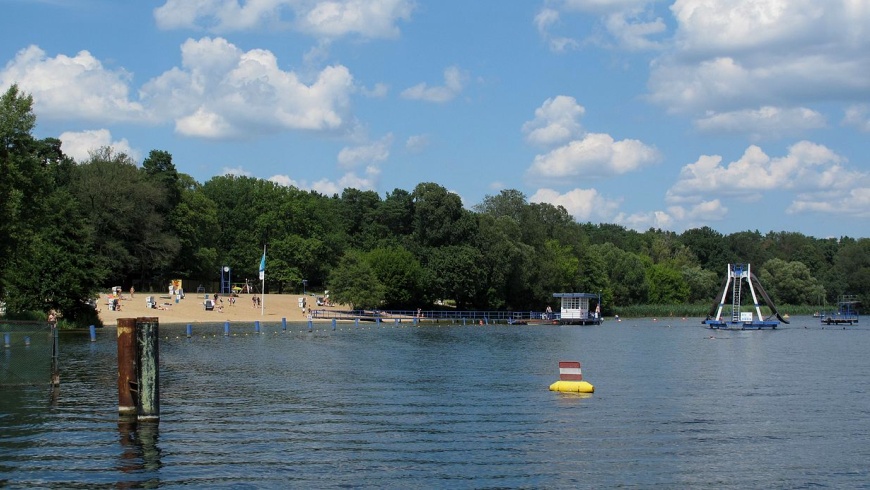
top-left (117, 417), bottom-right (161, 488)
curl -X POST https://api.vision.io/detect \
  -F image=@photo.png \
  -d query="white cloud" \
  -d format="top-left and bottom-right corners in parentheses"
top-left (649, 1), bottom-right (870, 117)
top-left (615, 199), bottom-right (727, 232)
top-left (603, 9), bottom-right (666, 51)
top-left (405, 134), bottom-right (429, 152)
top-left (2, 39), bottom-right (357, 139)
top-left (527, 132), bottom-right (661, 182)
top-left (337, 133), bottom-right (393, 168)
top-left (788, 188), bottom-right (870, 218)
top-left (534, 8), bottom-right (580, 52)
top-left (666, 141), bottom-right (868, 207)
top-left (269, 174), bottom-right (301, 188)
top-left (695, 106), bottom-right (826, 140)
top-left (522, 95), bottom-right (585, 146)
top-left (536, 1), bottom-right (665, 52)
top-left (0, 46), bottom-right (147, 123)
top-left (401, 66), bottom-right (466, 103)
top-left (529, 187), bottom-right (622, 222)
top-left (297, 0), bottom-right (414, 39)
top-left (843, 104), bottom-right (870, 132)
top-left (141, 37), bottom-right (355, 138)
top-left (360, 82), bottom-right (389, 98)
top-left (222, 166), bottom-right (253, 176)
top-left (154, 0), bottom-right (414, 39)
top-left (59, 129), bottom-right (139, 163)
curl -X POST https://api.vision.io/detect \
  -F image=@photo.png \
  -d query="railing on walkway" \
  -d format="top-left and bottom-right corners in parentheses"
top-left (311, 309), bottom-right (560, 324)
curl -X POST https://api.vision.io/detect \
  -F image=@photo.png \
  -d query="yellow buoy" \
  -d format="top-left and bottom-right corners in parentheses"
top-left (550, 361), bottom-right (594, 393)
top-left (549, 380), bottom-right (594, 393)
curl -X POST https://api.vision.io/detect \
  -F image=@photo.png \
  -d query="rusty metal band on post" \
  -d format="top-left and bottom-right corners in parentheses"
top-left (117, 318), bottom-right (137, 415)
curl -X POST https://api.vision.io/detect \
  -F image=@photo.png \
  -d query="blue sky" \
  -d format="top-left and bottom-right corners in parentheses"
top-left (2, 1), bottom-right (869, 237)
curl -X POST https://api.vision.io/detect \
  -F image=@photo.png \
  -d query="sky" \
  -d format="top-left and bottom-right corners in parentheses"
top-left (2, 0), bottom-right (869, 238)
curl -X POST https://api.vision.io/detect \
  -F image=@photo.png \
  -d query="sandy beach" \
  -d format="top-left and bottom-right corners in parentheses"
top-left (97, 292), bottom-right (332, 327)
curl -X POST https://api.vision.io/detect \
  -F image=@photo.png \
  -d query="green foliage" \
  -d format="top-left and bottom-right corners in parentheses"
top-left (2, 84), bottom-right (866, 319)
top-left (365, 246), bottom-right (424, 308)
top-left (327, 250), bottom-right (386, 309)
top-left (647, 263), bottom-right (690, 304)
top-left (759, 258), bottom-right (826, 305)
top-left (425, 245), bottom-right (485, 309)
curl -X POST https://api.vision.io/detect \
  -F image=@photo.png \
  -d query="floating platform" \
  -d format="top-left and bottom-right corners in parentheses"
top-left (552, 292), bottom-right (603, 325)
top-left (819, 295), bottom-right (859, 326)
top-left (704, 320), bottom-right (779, 330)
top-left (702, 263), bottom-right (787, 330)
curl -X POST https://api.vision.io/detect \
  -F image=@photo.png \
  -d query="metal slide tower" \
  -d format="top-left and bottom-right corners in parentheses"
top-left (703, 263), bottom-right (788, 330)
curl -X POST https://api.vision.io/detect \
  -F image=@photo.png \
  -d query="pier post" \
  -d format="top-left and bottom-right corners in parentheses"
top-left (51, 325), bottom-right (59, 386)
top-left (308, 319), bottom-right (313, 332)
top-left (186, 324), bottom-right (192, 338)
top-left (255, 321), bottom-right (260, 334)
top-left (224, 321), bottom-right (230, 336)
top-left (282, 318), bottom-right (287, 331)
top-left (136, 317), bottom-right (159, 421)
top-left (89, 325), bottom-right (96, 342)
top-left (117, 318), bottom-right (137, 416)
top-left (332, 318), bottom-right (336, 331)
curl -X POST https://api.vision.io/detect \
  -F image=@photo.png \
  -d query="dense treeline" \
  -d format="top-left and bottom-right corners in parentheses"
top-left (2, 85), bottom-right (869, 325)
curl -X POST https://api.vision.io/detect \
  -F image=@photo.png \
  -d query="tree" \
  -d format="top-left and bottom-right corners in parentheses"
top-left (70, 147), bottom-right (180, 288)
top-left (647, 263), bottom-right (690, 304)
top-left (590, 243), bottom-right (649, 306)
top-left (681, 265), bottom-right (720, 303)
top-left (425, 245), bottom-right (485, 309)
top-left (680, 226), bottom-right (731, 271)
top-left (411, 182), bottom-right (475, 248)
top-left (327, 250), bottom-right (385, 309)
top-left (758, 258), bottom-right (825, 305)
top-left (0, 84), bottom-right (39, 300)
top-left (366, 246), bottom-right (424, 308)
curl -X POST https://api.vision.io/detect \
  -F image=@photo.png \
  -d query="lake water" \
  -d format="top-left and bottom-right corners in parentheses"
top-left (2, 317), bottom-right (869, 488)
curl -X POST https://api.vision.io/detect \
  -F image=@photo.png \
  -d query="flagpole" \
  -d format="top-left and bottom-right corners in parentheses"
top-left (260, 244), bottom-right (266, 316)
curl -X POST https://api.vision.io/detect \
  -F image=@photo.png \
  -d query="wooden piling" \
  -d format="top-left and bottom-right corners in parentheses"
top-left (117, 318), bottom-right (137, 416)
top-left (136, 317), bottom-right (159, 421)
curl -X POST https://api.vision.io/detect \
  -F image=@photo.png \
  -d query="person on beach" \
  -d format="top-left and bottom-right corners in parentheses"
top-left (129, 286), bottom-right (134, 298)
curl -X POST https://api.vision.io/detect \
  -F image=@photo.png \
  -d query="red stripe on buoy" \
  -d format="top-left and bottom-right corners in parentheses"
top-left (558, 361), bottom-right (583, 380)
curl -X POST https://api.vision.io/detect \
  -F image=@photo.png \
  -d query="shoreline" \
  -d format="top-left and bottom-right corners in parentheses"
top-left (97, 292), bottom-right (329, 327)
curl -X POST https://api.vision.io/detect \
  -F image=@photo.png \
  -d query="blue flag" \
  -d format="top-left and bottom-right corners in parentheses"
top-left (259, 247), bottom-right (266, 280)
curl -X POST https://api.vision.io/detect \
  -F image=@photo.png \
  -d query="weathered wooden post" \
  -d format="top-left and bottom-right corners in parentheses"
top-left (136, 317), bottom-right (159, 420)
top-left (51, 325), bottom-right (60, 386)
top-left (117, 318), bottom-right (137, 416)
